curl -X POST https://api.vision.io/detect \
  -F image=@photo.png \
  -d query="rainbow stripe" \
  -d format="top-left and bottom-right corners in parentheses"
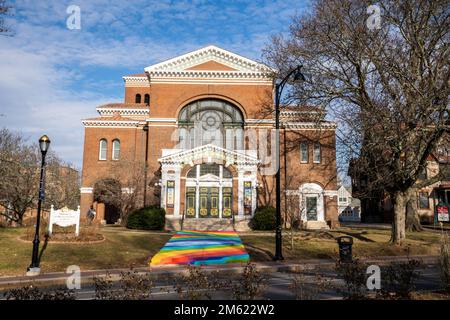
top-left (150, 230), bottom-right (250, 266)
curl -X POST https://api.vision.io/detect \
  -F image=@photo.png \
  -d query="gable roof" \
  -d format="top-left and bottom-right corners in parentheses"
top-left (159, 144), bottom-right (260, 166)
top-left (143, 45), bottom-right (274, 83)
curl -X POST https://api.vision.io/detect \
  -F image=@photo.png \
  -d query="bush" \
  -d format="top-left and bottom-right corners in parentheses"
top-left (251, 206), bottom-right (276, 230)
top-left (126, 205), bottom-right (166, 230)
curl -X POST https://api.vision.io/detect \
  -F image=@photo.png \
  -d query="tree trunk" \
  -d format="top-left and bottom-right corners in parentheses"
top-left (406, 188), bottom-right (424, 232)
top-left (391, 191), bottom-right (407, 245)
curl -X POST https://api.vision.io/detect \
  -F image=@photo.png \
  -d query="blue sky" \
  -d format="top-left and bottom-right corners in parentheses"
top-left (0, 0), bottom-right (311, 168)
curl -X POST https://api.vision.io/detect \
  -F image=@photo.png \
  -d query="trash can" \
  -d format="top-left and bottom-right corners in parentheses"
top-left (337, 236), bottom-right (353, 263)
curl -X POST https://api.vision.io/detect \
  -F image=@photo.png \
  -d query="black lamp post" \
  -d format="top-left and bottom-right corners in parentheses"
top-left (26, 135), bottom-right (50, 276)
top-left (274, 66), bottom-right (305, 261)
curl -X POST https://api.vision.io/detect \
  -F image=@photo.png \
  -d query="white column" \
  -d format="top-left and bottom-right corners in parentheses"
top-left (195, 165), bottom-right (200, 218)
top-left (219, 165), bottom-right (223, 218)
top-left (238, 168), bottom-right (244, 217)
top-left (160, 166), bottom-right (168, 209)
top-left (174, 166), bottom-right (181, 217)
top-left (251, 171), bottom-right (257, 217)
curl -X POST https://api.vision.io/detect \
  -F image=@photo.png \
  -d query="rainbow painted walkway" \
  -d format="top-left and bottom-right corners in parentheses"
top-left (149, 230), bottom-right (250, 266)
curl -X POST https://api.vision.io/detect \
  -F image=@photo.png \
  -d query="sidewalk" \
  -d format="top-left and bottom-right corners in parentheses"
top-left (0, 254), bottom-right (439, 289)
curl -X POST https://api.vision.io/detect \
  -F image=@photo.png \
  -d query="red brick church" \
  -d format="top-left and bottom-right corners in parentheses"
top-left (80, 45), bottom-right (339, 230)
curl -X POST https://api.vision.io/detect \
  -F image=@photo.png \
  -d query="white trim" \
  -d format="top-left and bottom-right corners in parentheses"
top-left (80, 187), bottom-right (93, 194)
top-left (97, 107), bottom-right (149, 117)
top-left (83, 125), bottom-right (140, 129)
top-left (144, 45), bottom-right (274, 75)
top-left (82, 119), bottom-right (140, 127)
top-left (299, 183), bottom-right (325, 222)
top-left (146, 118), bottom-right (177, 123)
top-left (284, 122), bottom-right (337, 129)
top-left (246, 119), bottom-right (274, 124)
top-left (148, 78), bottom-right (273, 85)
top-left (158, 144), bottom-right (260, 166)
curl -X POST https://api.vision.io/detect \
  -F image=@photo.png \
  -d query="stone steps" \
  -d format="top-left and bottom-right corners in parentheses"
top-left (304, 221), bottom-right (330, 230)
top-left (181, 218), bottom-right (235, 231)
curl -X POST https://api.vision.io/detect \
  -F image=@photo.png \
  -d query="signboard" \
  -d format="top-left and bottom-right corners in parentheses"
top-left (48, 205), bottom-right (80, 236)
top-left (437, 205), bottom-right (449, 222)
top-left (166, 180), bottom-right (175, 208)
top-left (244, 181), bottom-right (252, 215)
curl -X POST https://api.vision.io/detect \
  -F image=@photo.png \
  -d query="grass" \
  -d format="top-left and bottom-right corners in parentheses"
top-left (241, 227), bottom-right (441, 262)
top-left (0, 227), bottom-right (171, 277)
top-left (0, 226), bottom-right (443, 276)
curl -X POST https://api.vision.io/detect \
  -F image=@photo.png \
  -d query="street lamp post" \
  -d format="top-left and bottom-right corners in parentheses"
top-left (274, 66), bottom-right (305, 261)
top-left (26, 135), bottom-right (50, 276)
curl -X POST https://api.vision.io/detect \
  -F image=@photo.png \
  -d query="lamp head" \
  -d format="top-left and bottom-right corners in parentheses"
top-left (293, 65), bottom-right (306, 82)
top-left (39, 135), bottom-right (51, 153)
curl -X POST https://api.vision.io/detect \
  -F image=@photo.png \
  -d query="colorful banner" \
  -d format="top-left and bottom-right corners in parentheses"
top-left (244, 181), bottom-right (252, 215)
top-left (166, 180), bottom-right (175, 208)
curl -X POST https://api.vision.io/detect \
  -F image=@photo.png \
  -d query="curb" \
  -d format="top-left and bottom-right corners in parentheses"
top-left (0, 255), bottom-right (439, 288)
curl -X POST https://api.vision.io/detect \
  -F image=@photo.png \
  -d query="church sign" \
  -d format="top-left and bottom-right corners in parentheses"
top-left (48, 205), bottom-right (81, 236)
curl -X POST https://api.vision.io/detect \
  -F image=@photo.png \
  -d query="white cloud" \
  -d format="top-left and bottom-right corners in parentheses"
top-left (0, 0), bottom-right (310, 168)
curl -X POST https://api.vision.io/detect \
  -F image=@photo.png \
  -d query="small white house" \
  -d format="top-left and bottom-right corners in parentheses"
top-left (337, 186), bottom-right (361, 222)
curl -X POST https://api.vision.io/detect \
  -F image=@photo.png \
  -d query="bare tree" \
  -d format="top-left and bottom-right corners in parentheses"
top-left (264, 0), bottom-right (449, 244)
top-left (0, 128), bottom-right (80, 225)
top-left (0, 0), bottom-right (13, 35)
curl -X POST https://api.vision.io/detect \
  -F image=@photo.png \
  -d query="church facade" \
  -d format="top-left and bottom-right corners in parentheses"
top-left (80, 46), bottom-right (339, 230)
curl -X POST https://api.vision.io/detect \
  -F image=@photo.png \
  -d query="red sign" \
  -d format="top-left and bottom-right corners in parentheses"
top-left (437, 205), bottom-right (449, 222)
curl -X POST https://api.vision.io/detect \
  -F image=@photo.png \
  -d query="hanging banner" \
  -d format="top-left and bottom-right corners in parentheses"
top-left (244, 181), bottom-right (252, 215)
top-left (166, 180), bottom-right (175, 208)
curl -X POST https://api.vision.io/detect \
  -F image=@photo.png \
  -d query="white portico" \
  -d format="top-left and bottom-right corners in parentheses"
top-left (158, 144), bottom-right (259, 230)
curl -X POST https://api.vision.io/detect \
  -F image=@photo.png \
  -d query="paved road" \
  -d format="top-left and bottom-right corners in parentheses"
top-left (0, 260), bottom-right (444, 300)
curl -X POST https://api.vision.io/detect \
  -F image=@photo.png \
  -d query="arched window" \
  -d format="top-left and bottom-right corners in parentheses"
top-left (177, 99), bottom-right (244, 150)
top-left (200, 164), bottom-right (220, 177)
top-left (99, 139), bottom-right (107, 160)
top-left (187, 165), bottom-right (197, 178)
top-left (112, 139), bottom-right (120, 160)
top-left (135, 94), bottom-right (141, 103)
top-left (144, 94), bottom-right (150, 105)
top-left (313, 143), bottom-right (321, 163)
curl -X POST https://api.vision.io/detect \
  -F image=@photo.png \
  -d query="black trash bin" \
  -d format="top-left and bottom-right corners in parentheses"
top-left (337, 236), bottom-right (353, 263)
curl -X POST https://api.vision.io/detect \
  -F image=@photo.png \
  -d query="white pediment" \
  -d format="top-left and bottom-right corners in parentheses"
top-left (159, 144), bottom-right (260, 166)
top-left (144, 45), bottom-right (274, 79)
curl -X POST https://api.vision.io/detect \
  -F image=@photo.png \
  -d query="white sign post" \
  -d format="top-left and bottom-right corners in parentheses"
top-left (48, 205), bottom-right (81, 236)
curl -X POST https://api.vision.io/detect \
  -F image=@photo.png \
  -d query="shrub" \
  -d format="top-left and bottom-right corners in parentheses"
top-left (4, 286), bottom-right (76, 300)
top-left (126, 205), bottom-right (166, 230)
top-left (377, 259), bottom-right (422, 299)
top-left (251, 206), bottom-right (276, 230)
top-left (335, 259), bottom-right (368, 300)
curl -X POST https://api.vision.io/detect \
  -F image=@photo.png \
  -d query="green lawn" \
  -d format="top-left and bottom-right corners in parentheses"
top-left (0, 227), bottom-right (171, 277)
top-left (241, 227), bottom-right (442, 261)
top-left (0, 226), bottom-right (443, 276)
